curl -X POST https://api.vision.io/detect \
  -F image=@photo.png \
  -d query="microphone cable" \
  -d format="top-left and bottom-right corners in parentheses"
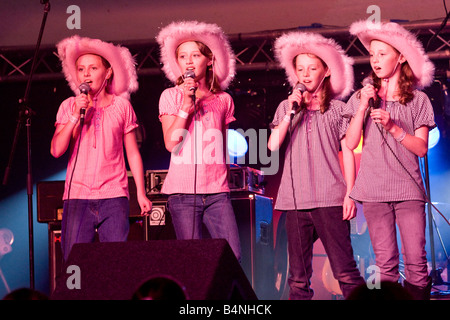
top-left (65, 107), bottom-right (86, 237)
top-left (181, 70), bottom-right (199, 240)
top-left (288, 104), bottom-right (311, 297)
top-left (191, 91), bottom-right (198, 239)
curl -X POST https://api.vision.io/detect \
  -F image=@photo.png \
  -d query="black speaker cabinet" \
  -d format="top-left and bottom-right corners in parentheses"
top-left (37, 176), bottom-right (143, 223)
top-left (51, 239), bottom-right (257, 300)
top-left (144, 194), bottom-right (176, 241)
top-left (230, 192), bottom-right (275, 300)
top-left (48, 224), bottom-right (63, 294)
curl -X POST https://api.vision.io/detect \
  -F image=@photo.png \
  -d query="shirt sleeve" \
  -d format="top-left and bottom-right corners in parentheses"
top-left (159, 87), bottom-right (182, 120)
top-left (121, 98), bottom-right (139, 134)
top-left (270, 99), bottom-right (289, 129)
top-left (411, 91), bottom-right (436, 131)
top-left (336, 100), bottom-right (351, 140)
top-left (342, 92), bottom-right (360, 118)
top-left (55, 97), bottom-right (76, 126)
top-left (222, 92), bottom-right (236, 125)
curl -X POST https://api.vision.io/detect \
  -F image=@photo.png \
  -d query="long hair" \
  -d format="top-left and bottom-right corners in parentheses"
top-left (175, 41), bottom-right (222, 93)
top-left (293, 54), bottom-right (332, 113)
top-left (370, 50), bottom-right (415, 105)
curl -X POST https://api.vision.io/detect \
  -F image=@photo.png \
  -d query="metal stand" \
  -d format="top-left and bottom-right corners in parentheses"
top-left (2, 0), bottom-right (51, 290)
top-left (423, 154), bottom-right (450, 297)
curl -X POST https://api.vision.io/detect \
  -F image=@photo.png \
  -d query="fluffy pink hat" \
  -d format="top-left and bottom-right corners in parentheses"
top-left (56, 35), bottom-right (138, 99)
top-left (349, 20), bottom-right (435, 89)
top-left (274, 31), bottom-right (354, 100)
top-left (156, 20), bottom-right (236, 90)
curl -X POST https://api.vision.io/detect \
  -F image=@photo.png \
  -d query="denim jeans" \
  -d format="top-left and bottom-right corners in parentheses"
top-left (363, 201), bottom-right (429, 288)
top-left (285, 207), bottom-right (365, 299)
top-left (167, 192), bottom-right (241, 261)
top-left (61, 197), bottom-right (130, 261)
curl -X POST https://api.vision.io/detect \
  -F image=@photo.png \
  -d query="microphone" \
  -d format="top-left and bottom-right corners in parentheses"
top-left (183, 69), bottom-right (196, 92)
top-left (79, 82), bottom-right (90, 95)
top-left (78, 82), bottom-right (90, 120)
top-left (361, 77), bottom-right (376, 109)
top-left (290, 83), bottom-right (307, 118)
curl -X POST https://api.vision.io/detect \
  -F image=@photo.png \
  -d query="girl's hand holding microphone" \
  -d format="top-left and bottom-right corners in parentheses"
top-left (74, 92), bottom-right (89, 119)
top-left (360, 82), bottom-right (377, 111)
top-left (181, 76), bottom-right (197, 115)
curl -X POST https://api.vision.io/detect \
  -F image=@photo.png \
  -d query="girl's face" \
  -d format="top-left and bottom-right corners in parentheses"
top-left (76, 54), bottom-right (111, 95)
top-left (369, 40), bottom-right (405, 79)
top-left (294, 54), bottom-right (329, 93)
top-left (176, 41), bottom-right (211, 80)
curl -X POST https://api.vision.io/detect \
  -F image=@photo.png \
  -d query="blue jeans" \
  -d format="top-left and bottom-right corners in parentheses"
top-left (285, 207), bottom-right (365, 299)
top-left (167, 192), bottom-right (241, 261)
top-left (61, 197), bottom-right (130, 261)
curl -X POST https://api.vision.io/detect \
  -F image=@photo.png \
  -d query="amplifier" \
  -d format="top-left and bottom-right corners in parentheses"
top-left (229, 166), bottom-right (265, 194)
top-left (37, 175), bottom-right (143, 222)
top-left (146, 166), bottom-right (265, 195)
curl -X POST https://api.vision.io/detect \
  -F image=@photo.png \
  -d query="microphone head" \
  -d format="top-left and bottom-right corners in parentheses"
top-left (79, 82), bottom-right (91, 95)
top-left (294, 83), bottom-right (307, 93)
top-left (361, 77), bottom-right (373, 87)
top-left (183, 69), bottom-right (195, 80)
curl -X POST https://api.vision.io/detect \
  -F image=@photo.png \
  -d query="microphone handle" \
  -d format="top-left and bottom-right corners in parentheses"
top-left (290, 102), bottom-right (299, 119)
top-left (368, 97), bottom-right (375, 109)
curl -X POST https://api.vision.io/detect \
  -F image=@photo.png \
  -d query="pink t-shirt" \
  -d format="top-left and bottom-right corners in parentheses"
top-left (159, 86), bottom-right (236, 194)
top-left (55, 95), bottom-right (138, 200)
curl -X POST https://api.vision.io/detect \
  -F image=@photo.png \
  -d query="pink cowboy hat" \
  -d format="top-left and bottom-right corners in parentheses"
top-left (350, 20), bottom-right (435, 89)
top-left (274, 31), bottom-right (354, 100)
top-left (56, 35), bottom-right (138, 99)
top-left (156, 20), bottom-right (236, 90)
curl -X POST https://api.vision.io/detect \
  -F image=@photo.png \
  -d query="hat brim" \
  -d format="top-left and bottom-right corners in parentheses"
top-left (274, 32), bottom-right (354, 100)
top-left (56, 35), bottom-right (138, 99)
top-left (350, 20), bottom-right (435, 89)
top-left (156, 21), bottom-right (235, 90)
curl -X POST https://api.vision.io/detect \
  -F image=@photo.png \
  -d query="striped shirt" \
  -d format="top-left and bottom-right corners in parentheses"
top-left (159, 86), bottom-right (236, 194)
top-left (271, 99), bottom-right (351, 211)
top-left (55, 95), bottom-right (138, 200)
top-left (344, 90), bottom-right (436, 202)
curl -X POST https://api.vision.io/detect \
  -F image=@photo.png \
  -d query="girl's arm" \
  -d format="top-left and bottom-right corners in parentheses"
top-left (346, 85), bottom-right (376, 150)
top-left (124, 129), bottom-right (152, 215)
top-left (371, 108), bottom-right (429, 157)
top-left (341, 137), bottom-right (357, 221)
top-left (51, 95), bottom-right (88, 158)
top-left (268, 90), bottom-right (303, 151)
top-left (161, 79), bottom-right (197, 153)
top-left (267, 116), bottom-right (291, 151)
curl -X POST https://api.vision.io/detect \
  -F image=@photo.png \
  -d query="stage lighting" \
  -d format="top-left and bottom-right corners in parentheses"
top-left (0, 228), bottom-right (13, 257)
top-left (227, 129), bottom-right (248, 158)
top-left (428, 126), bottom-right (440, 149)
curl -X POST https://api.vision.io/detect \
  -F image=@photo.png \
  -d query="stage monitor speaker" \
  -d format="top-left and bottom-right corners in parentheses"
top-left (146, 192), bottom-right (276, 299)
top-left (48, 218), bottom-right (147, 293)
top-left (51, 239), bottom-right (257, 300)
